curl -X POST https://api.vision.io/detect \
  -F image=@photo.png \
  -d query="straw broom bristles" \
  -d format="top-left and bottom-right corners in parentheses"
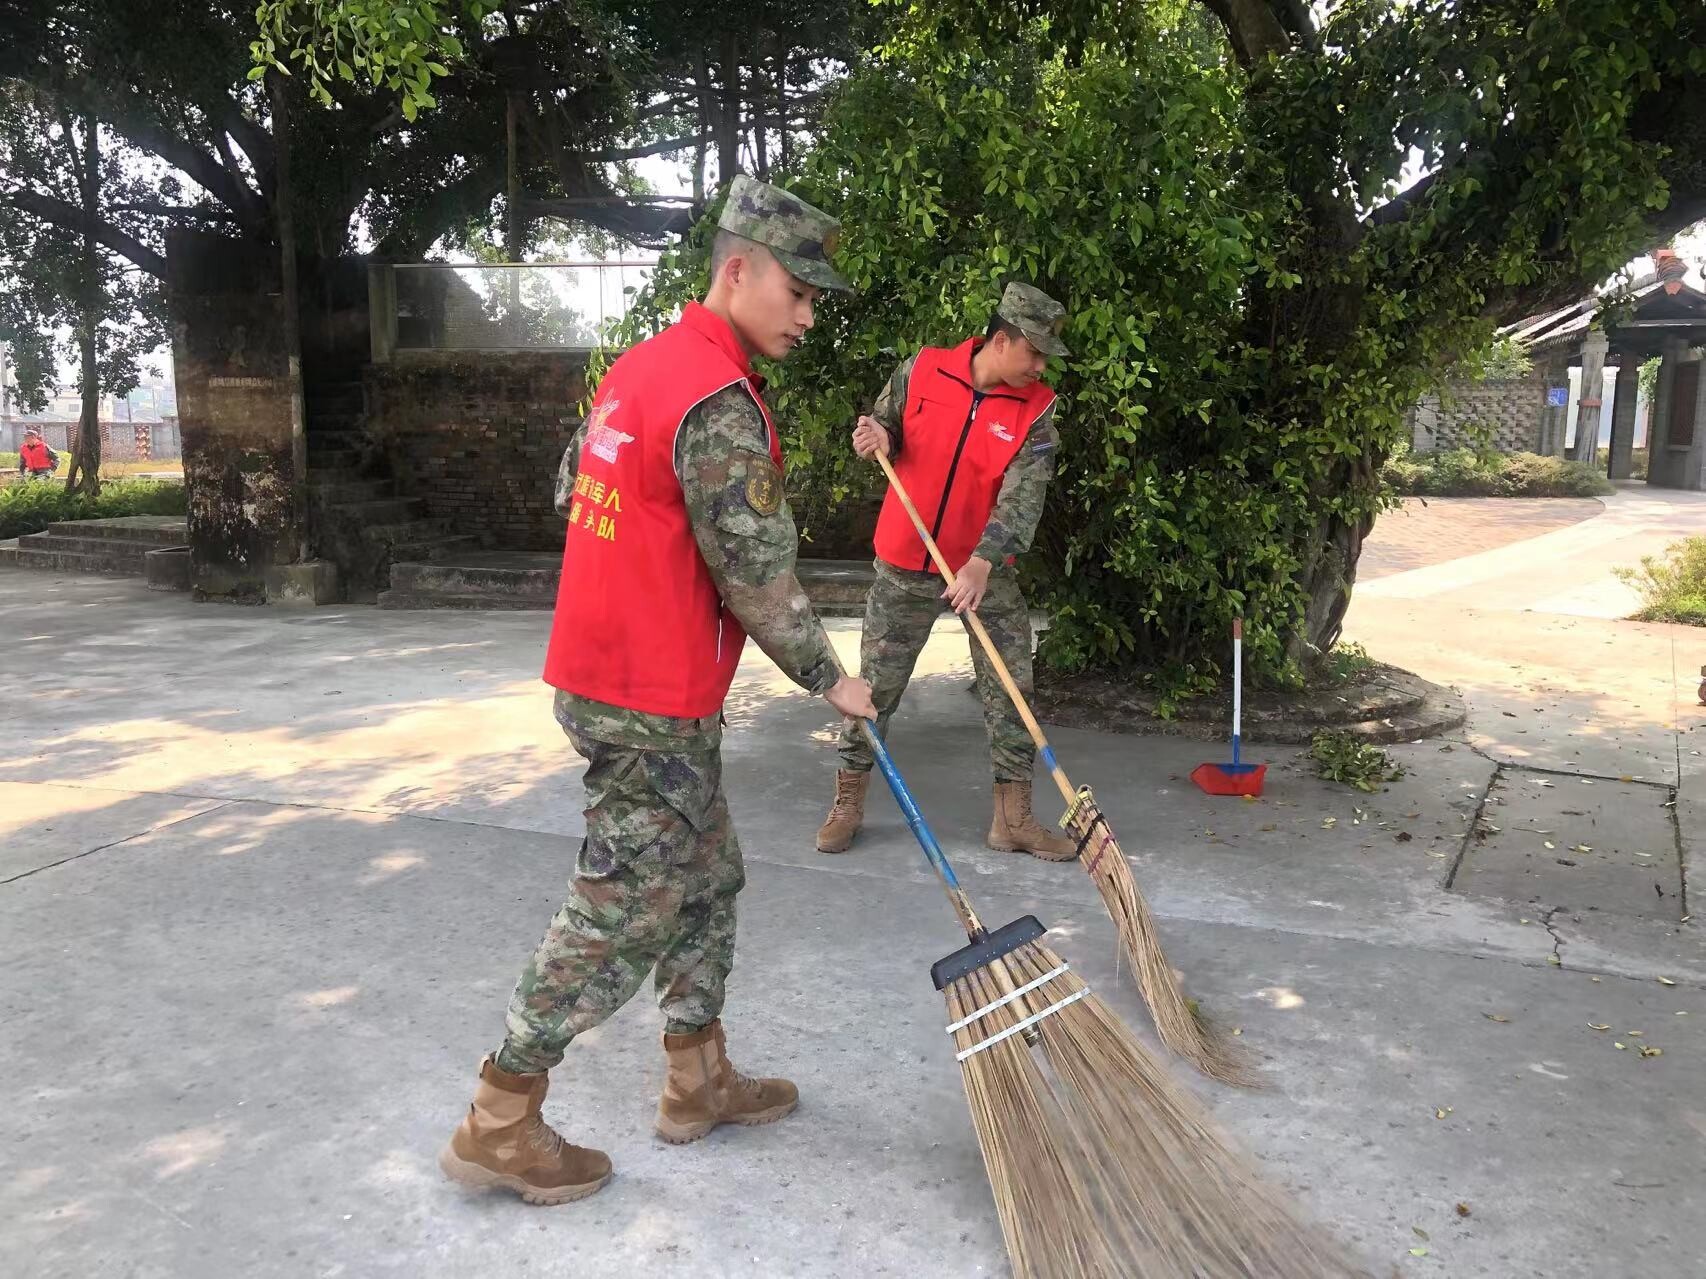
top-left (945, 941), bottom-right (1367, 1279)
top-left (1068, 796), bottom-right (1258, 1088)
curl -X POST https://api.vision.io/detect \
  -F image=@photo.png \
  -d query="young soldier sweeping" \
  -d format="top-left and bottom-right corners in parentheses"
top-left (440, 175), bottom-right (876, 1206)
top-left (817, 283), bottom-right (1075, 861)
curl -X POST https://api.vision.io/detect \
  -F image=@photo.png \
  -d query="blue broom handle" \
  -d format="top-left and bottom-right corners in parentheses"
top-left (858, 718), bottom-right (986, 938)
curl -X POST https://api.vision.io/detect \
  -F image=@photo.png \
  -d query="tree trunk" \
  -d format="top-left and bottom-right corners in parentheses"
top-left (271, 71), bottom-right (309, 558)
top-left (693, 45), bottom-right (710, 201)
top-left (716, 30), bottom-right (741, 185)
top-left (68, 108), bottom-right (101, 497)
top-left (751, 46), bottom-right (769, 178)
top-left (775, 34), bottom-right (790, 172)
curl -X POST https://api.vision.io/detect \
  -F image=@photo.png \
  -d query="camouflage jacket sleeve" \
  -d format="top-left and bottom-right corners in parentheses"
top-left (973, 400), bottom-right (1060, 565)
top-left (675, 384), bottom-right (839, 695)
top-left (870, 354), bottom-right (916, 457)
top-left (554, 420), bottom-right (589, 518)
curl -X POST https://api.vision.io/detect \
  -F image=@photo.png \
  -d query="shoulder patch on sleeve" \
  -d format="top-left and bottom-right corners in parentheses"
top-left (744, 459), bottom-right (784, 515)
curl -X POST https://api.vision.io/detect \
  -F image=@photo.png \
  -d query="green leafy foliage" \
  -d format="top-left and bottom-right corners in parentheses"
top-left (1383, 449), bottom-right (1613, 497)
top-left (250, 0), bottom-right (475, 117)
top-left (0, 478), bottom-right (185, 541)
top-left (1616, 536), bottom-right (1706, 626)
top-left (1310, 730), bottom-right (1403, 793)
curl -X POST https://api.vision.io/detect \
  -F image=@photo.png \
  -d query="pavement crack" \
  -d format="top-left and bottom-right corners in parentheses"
top-left (1, 800), bottom-right (236, 885)
top-left (1540, 905), bottom-right (1567, 967)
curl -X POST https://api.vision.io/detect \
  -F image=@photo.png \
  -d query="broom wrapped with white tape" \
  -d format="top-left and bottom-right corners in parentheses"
top-left (871, 447), bottom-right (1252, 1086)
top-left (848, 696), bottom-right (1364, 1278)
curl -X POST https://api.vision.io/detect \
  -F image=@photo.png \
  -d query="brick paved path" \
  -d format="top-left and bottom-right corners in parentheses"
top-left (1358, 496), bottom-right (1604, 580)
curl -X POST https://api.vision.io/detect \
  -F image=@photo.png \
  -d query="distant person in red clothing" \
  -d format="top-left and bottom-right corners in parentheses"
top-left (17, 428), bottom-right (60, 480)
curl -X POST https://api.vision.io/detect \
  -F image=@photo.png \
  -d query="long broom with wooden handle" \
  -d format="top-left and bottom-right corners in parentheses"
top-left (847, 695), bottom-right (1364, 1278)
top-left (871, 446), bottom-right (1252, 1087)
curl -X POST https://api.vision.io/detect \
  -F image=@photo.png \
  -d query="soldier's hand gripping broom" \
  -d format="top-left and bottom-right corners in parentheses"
top-left (870, 447), bottom-right (1252, 1087)
top-left (844, 696), bottom-right (1364, 1278)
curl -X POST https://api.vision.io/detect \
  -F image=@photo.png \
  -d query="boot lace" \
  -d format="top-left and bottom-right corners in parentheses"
top-left (828, 774), bottom-right (863, 818)
top-left (525, 1115), bottom-right (565, 1157)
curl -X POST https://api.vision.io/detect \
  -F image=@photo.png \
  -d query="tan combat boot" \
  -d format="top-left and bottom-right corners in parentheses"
top-left (815, 769), bottom-right (871, 854)
top-left (988, 779), bottom-right (1078, 861)
top-left (438, 1056), bottom-right (612, 1205)
top-left (655, 1020), bottom-right (798, 1144)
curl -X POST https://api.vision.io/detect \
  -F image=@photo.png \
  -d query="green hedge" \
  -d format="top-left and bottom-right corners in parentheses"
top-left (0, 478), bottom-right (187, 541)
top-left (1616, 537), bottom-right (1706, 625)
top-left (1382, 449), bottom-right (1613, 498)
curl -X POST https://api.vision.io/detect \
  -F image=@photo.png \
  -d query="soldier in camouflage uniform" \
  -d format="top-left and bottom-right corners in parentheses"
top-left (817, 283), bottom-right (1078, 861)
top-left (441, 175), bottom-right (875, 1207)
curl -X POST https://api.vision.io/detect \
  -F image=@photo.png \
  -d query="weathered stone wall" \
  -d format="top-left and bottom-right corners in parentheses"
top-left (1407, 372), bottom-right (1547, 454)
top-left (365, 352), bottom-right (586, 550)
top-left (168, 229), bottom-right (305, 602)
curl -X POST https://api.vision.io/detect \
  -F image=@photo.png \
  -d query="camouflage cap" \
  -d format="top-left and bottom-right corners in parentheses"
top-left (997, 282), bottom-right (1071, 357)
top-left (717, 174), bottom-right (853, 292)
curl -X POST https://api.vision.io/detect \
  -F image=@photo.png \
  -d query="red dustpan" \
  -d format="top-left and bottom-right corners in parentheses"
top-left (1192, 618), bottom-right (1267, 796)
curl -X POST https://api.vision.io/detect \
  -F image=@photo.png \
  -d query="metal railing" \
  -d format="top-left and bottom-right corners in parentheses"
top-left (369, 261), bottom-right (655, 361)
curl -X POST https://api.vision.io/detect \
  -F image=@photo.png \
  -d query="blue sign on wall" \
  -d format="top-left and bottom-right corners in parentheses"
top-left (1547, 387), bottom-right (1569, 407)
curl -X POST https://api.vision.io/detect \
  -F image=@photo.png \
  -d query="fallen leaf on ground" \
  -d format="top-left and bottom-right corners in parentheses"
top-left (1658, 977), bottom-right (1677, 986)
top-left (1544, 840), bottom-right (1555, 849)
top-left (1434, 1107), bottom-right (1452, 1119)
top-left (1260, 823), bottom-right (1277, 832)
top-left (1588, 1023), bottom-right (1610, 1031)
top-left (1640, 1046), bottom-right (1663, 1058)
top-left (1483, 1013), bottom-right (1510, 1023)
top-left (1413, 1227), bottom-right (1430, 1240)
top-left (1591, 977), bottom-right (1602, 983)
top-left (1409, 1247), bottom-right (1430, 1257)
top-left (1573, 844), bottom-right (1592, 853)
top-left (1396, 831), bottom-right (1413, 843)
top-left (1615, 1041), bottom-right (1627, 1050)
top-left (1619, 775), bottom-right (1634, 782)
top-left (1547, 954), bottom-right (1561, 966)
top-left (1455, 1202), bottom-right (1471, 1217)
top-left (1626, 1029), bottom-right (1644, 1036)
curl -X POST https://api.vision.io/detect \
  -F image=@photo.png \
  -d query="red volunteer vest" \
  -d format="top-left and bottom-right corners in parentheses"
top-left (873, 338), bottom-right (1056, 573)
top-left (542, 302), bottom-right (782, 717)
top-left (20, 439), bottom-right (53, 471)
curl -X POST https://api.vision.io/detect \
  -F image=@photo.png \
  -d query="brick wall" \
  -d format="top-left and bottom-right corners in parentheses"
top-left (1408, 373), bottom-right (1547, 454)
top-left (365, 352), bottom-right (588, 550)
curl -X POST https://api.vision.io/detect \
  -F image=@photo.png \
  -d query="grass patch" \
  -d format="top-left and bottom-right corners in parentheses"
top-left (1615, 537), bottom-right (1706, 625)
top-left (1383, 448), bottom-right (1612, 497)
top-left (1310, 730), bottom-right (1404, 792)
top-left (0, 477), bottom-right (186, 541)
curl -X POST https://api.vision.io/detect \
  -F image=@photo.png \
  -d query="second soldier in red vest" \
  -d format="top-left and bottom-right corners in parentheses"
top-left (817, 283), bottom-right (1077, 860)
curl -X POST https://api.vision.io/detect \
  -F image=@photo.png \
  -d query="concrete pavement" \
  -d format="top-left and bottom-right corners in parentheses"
top-left (3, 517), bottom-right (1703, 1277)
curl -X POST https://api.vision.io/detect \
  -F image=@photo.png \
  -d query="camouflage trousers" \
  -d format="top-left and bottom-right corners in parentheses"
top-left (497, 727), bottom-right (743, 1075)
top-left (838, 560), bottom-right (1036, 782)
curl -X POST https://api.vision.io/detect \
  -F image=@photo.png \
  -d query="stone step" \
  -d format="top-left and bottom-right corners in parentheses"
top-left (384, 534), bottom-right (481, 565)
top-left (309, 477), bottom-right (394, 504)
top-left (796, 559), bottom-right (873, 608)
top-left (307, 446), bottom-right (361, 470)
top-left (378, 588), bottom-right (554, 611)
top-left (14, 546), bottom-right (150, 576)
top-left (363, 518), bottom-right (455, 546)
top-left (307, 428), bottom-right (368, 451)
top-left (18, 533), bottom-right (163, 557)
top-left (43, 516), bottom-right (187, 544)
top-left (0, 538), bottom-right (19, 566)
top-left (327, 497), bottom-right (427, 524)
top-left (307, 410), bottom-right (364, 433)
top-left (306, 386), bottom-right (363, 415)
top-left (387, 552), bottom-right (561, 600)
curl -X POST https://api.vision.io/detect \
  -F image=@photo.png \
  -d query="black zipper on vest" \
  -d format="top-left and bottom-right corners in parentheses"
top-left (925, 399), bottom-right (980, 571)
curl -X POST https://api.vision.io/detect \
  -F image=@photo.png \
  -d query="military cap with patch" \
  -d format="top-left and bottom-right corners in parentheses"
top-left (997, 281), bottom-right (1071, 357)
top-left (717, 174), bottom-right (853, 292)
